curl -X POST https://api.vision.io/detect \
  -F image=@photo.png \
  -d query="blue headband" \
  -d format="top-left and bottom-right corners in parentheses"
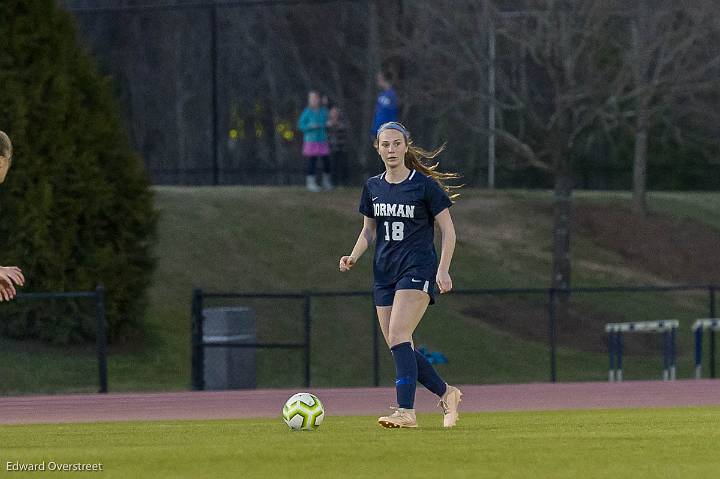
top-left (377, 122), bottom-right (409, 139)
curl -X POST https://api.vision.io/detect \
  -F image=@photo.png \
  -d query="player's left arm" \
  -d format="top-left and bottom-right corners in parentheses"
top-left (0, 266), bottom-right (25, 302)
top-left (435, 208), bottom-right (456, 294)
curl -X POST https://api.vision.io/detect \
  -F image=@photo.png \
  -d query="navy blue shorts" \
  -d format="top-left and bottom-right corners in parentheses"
top-left (373, 275), bottom-right (436, 307)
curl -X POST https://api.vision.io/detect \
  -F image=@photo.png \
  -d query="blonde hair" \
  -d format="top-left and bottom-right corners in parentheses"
top-left (0, 131), bottom-right (12, 162)
top-left (375, 123), bottom-right (462, 201)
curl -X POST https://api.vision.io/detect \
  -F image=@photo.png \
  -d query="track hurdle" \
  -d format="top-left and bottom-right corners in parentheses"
top-left (606, 320), bottom-right (679, 382)
top-left (692, 319), bottom-right (718, 379)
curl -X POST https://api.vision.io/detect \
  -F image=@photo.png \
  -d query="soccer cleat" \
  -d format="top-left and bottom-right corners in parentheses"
top-left (377, 407), bottom-right (418, 428)
top-left (438, 385), bottom-right (463, 427)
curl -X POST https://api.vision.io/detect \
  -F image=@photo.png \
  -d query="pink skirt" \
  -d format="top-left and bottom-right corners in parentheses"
top-left (302, 141), bottom-right (331, 157)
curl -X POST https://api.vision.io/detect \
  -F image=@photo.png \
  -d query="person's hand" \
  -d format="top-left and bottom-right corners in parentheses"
top-left (0, 266), bottom-right (24, 301)
top-left (1, 266), bottom-right (25, 287)
top-left (339, 255), bottom-right (357, 272)
top-left (436, 269), bottom-right (452, 294)
top-left (0, 283), bottom-right (15, 301)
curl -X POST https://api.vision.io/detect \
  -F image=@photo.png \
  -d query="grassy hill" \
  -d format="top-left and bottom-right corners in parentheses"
top-left (1, 187), bottom-right (719, 394)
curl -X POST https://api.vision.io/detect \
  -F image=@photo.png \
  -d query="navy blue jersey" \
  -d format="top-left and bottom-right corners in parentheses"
top-left (359, 170), bottom-right (452, 285)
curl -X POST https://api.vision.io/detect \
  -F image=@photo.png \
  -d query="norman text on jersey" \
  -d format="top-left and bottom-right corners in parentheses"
top-left (373, 203), bottom-right (416, 218)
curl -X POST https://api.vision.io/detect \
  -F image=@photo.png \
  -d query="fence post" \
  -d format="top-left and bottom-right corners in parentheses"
top-left (304, 294), bottom-right (312, 388)
top-left (95, 285), bottom-right (108, 394)
top-left (548, 288), bottom-right (557, 383)
top-left (607, 331), bottom-right (615, 382)
top-left (712, 330), bottom-right (717, 380)
top-left (372, 306), bottom-right (380, 387)
top-left (662, 330), bottom-right (670, 381)
top-left (670, 326), bottom-right (677, 380)
top-left (711, 286), bottom-right (717, 379)
top-left (191, 288), bottom-right (205, 391)
top-left (210, 3), bottom-right (219, 185)
top-left (617, 331), bottom-right (623, 381)
top-left (695, 326), bottom-right (703, 379)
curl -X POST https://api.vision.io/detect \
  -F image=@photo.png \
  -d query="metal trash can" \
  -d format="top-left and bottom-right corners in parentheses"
top-left (202, 307), bottom-right (256, 390)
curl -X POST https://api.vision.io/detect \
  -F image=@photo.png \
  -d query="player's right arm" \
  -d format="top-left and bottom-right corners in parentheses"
top-left (339, 216), bottom-right (376, 272)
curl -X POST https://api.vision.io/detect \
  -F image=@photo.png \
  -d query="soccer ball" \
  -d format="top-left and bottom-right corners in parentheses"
top-left (282, 392), bottom-right (325, 430)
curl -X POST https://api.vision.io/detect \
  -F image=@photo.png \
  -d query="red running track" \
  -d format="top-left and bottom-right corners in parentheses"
top-left (1, 380), bottom-right (719, 425)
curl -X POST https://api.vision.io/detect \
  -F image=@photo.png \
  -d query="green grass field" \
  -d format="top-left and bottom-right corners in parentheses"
top-left (2, 407), bottom-right (719, 478)
top-left (2, 188), bottom-right (720, 394)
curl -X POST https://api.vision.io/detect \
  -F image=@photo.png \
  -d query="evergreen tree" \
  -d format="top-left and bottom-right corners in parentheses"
top-left (0, 0), bottom-right (157, 343)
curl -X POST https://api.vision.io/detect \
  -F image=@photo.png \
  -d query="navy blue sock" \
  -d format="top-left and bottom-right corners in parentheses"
top-left (390, 342), bottom-right (417, 409)
top-left (415, 349), bottom-right (447, 397)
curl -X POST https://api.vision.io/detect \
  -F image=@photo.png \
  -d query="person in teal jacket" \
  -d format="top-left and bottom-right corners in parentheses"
top-left (297, 91), bottom-right (332, 191)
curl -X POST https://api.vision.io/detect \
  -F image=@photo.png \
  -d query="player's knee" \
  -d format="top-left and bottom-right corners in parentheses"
top-left (388, 332), bottom-right (411, 348)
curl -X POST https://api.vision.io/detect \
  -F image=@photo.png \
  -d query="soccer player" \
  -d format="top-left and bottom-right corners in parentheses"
top-left (0, 131), bottom-right (25, 302)
top-left (339, 122), bottom-right (462, 428)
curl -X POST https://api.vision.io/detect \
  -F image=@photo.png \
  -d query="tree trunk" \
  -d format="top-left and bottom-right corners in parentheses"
top-left (551, 172), bottom-right (573, 323)
top-left (260, 11), bottom-right (284, 183)
top-left (359, 0), bottom-right (379, 169)
top-left (632, 101), bottom-right (649, 216)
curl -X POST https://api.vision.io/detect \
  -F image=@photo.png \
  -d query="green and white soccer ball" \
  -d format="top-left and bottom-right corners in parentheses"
top-left (282, 392), bottom-right (325, 430)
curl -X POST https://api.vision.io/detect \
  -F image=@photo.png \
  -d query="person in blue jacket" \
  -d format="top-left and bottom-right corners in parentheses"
top-left (371, 71), bottom-right (399, 137)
